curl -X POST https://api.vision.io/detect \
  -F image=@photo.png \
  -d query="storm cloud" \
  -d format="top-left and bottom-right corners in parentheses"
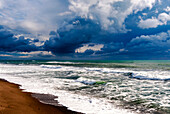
top-left (0, 26), bottom-right (38, 52)
top-left (44, 18), bottom-right (101, 54)
top-left (0, 0), bottom-right (170, 59)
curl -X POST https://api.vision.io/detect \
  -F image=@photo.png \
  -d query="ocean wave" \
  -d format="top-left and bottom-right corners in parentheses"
top-left (124, 72), bottom-right (170, 81)
top-left (41, 65), bottom-right (62, 69)
top-left (40, 64), bottom-right (170, 81)
top-left (0, 63), bottom-right (170, 113)
top-left (46, 61), bottom-right (79, 64)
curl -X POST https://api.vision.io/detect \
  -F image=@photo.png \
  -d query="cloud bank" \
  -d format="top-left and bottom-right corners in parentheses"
top-left (0, 26), bottom-right (38, 52)
top-left (69, 0), bottom-right (156, 33)
top-left (0, 0), bottom-right (69, 39)
top-left (0, 0), bottom-right (170, 60)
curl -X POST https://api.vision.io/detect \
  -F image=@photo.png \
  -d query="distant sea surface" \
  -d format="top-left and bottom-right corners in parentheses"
top-left (0, 60), bottom-right (170, 114)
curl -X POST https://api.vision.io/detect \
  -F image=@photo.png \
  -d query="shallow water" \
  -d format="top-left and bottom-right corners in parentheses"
top-left (0, 60), bottom-right (169, 113)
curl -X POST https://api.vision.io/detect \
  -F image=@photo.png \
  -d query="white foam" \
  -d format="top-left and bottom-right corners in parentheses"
top-left (0, 63), bottom-right (135, 114)
top-left (56, 90), bottom-right (134, 114)
top-left (41, 65), bottom-right (170, 80)
top-left (0, 63), bottom-right (170, 113)
top-left (46, 61), bottom-right (78, 64)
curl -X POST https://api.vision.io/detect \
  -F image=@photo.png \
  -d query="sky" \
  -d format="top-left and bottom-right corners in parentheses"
top-left (0, 0), bottom-right (170, 60)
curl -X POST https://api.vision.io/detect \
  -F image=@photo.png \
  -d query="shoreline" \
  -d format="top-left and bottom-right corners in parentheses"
top-left (0, 78), bottom-right (168, 114)
top-left (0, 79), bottom-right (81, 114)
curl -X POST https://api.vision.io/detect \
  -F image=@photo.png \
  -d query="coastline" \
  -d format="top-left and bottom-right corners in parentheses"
top-left (0, 79), bottom-right (81, 114)
top-left (0, 61), bottom-right (169, 114)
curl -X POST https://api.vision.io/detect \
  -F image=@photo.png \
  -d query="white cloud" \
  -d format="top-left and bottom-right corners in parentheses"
top-left (158, 13), bottom-right (170, 24)
top-left (0, 54), bottom-right (12, 57)
top-left (75, 44), bottom-right (104, 53)
top-left (128, 30), bottom-right (170, 52)
top-left (68, 0), bottom-right (156, 33)
top-left (0, 0), bottom-right (158, 38)
top-left (138, 12), bottom-right (170, 29)
top-left (138, 17), bottom-right (163, 29)
top-left (18, 51), bottom-right (55, 59)
top-left (155, 9), bottom-right (159, 13)
top-left (142, 13), bottom-right (147, 15)
top-left (164, 6), bottom-right (170, 12)
top-left (58, 11), bottom-right (72, 16)
top-left (0, 0), bottom-right (4, 9)
top-left (20, 20), bottom-right (45, 32)
top-left (131, 0), bottom-right (156, 13)
top-left (0, 0), bottom-right (69, 40)
top-left (131, 30), bottom-right (170, 42)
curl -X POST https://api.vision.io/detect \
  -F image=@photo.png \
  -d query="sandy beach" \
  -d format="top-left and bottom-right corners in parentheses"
top-left (0, 79), bottom-right (79, 114)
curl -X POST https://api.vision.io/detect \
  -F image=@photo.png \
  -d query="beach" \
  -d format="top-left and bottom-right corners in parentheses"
top-left (0, 79), bottom-right (79, 114)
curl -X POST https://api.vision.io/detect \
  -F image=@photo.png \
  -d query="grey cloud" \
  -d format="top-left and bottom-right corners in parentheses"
top-left (0, 0), bottom-right (69, 39)
top-left (0, 26), bottom-right (39, 52)
top-left (69, 0), bottom-right (157, 33)
top-left (126, 30), bottom-right (170, 54)
top-left (44, 18), bottom-right (101, 55)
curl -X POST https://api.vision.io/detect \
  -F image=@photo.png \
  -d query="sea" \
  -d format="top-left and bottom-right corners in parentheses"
top-left (0, 60), bottom-right (169, 114)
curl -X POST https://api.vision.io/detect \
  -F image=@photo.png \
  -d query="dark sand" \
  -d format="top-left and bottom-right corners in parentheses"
top-left (0, 79), bottom-right (80, 114)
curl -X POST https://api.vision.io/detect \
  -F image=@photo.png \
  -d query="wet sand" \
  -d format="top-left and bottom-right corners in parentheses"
top-left (0, 79), bottom-right (80, 114)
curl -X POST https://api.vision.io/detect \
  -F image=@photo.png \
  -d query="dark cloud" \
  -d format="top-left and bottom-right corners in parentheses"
top-left (88, 44), bottom-right (95, 47)
top-left (95, 30), bottom-right (170, 59)
top-left (83, 49), bottom-right (95, 55)
top-left (100, 43), bottom-right (124, 54)
top-left (126, 31), bottom-right (170, 54)
top-left (1, 0), bottom-right (170, 60)
top-left (36, 52), bottom-right (54, 58)
top-left (43, 13), bottom-right (170, 59)
top-left (0, 26), bottom-right (39, 52)
top-left (33, 39), bottom-right (39, 42)
top-left (44, 17), bottom-right (101, 54)
top-left (74, 30), bottom-right (170, 60)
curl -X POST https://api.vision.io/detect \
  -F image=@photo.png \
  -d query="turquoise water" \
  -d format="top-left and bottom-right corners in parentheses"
top-left (1, 60), bottom-right (170, 69)
top-left (0, 60), bottom-right (170, 113)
